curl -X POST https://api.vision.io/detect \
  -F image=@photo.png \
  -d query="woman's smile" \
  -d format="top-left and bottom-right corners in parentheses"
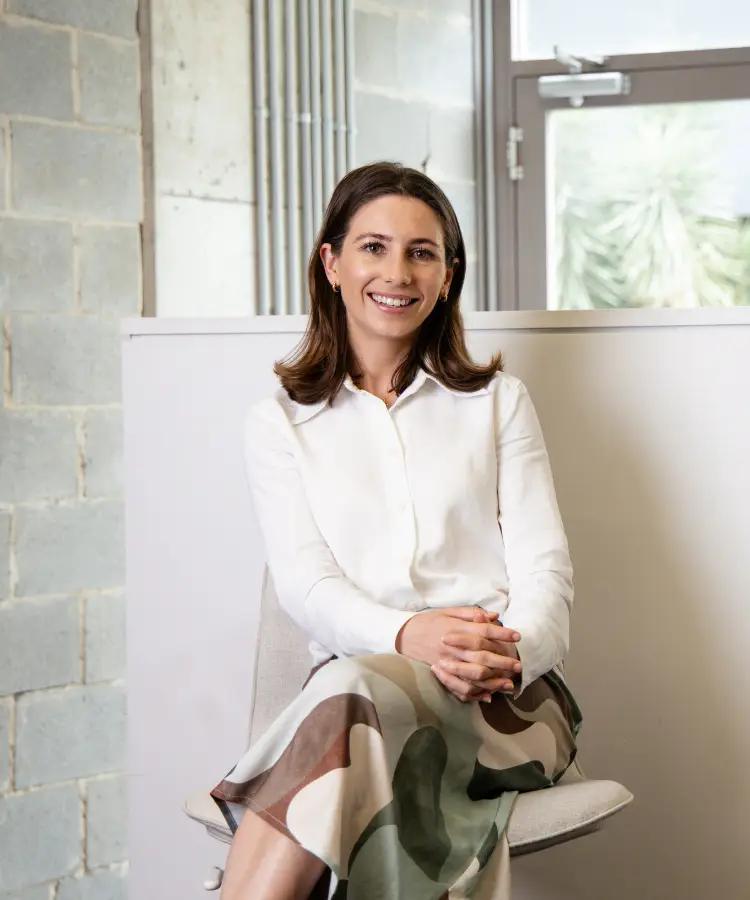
top-left (368, 291), bottom-right (422, 313)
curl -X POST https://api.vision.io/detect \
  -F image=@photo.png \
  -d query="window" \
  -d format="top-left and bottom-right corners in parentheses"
top-left (548, 102), bottom-right (750, 310)
top-left (491, 1), bottom-right (750, 310)
top-left (513, 0), bottom-right (750, 60)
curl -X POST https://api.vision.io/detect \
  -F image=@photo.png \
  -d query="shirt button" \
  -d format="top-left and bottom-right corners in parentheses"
top-left (407, 602), bottom-right (420, 612)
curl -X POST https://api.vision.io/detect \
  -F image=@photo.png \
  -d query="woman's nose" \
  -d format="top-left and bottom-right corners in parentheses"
top-left (384, 258), bottom-right (412, 285)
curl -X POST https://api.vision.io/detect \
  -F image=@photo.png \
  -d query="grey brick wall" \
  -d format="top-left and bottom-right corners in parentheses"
top-left (85, 775), bottom-right (128, 867)
top-left (0, 122), bottom-right (7, 210)
top-left (0, 1), bottom-right (140, 894)
top-left (0, 886), bottom-right (53, 900)
top-left (11, 123), bottom-right (142, 221)
top-left (353, 0), bottom-right (479, 308)
top-left (0, 784), bottom-right (82, 891)
top-left (0, 699), bottom-right (10, 791)
top-left (0, 219), bottom-right (75, 312)
top-left (15, 685), bottom-right (126, 788)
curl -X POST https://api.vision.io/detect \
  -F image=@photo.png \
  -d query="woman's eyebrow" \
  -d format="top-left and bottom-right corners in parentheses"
top-left (353, 232), bottom-right (392, 243)
top-left (353, 232), bottom-right (440, 247)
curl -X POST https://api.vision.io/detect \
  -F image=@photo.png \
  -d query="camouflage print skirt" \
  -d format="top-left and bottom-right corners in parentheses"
top-left (211, 653), bottom-right (582, 900)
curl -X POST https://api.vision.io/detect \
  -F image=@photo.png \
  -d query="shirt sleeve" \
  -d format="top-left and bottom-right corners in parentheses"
top-left (244, 401), bottom-right (416, 658)
top-left (486, 378), bottom-right (574, 695)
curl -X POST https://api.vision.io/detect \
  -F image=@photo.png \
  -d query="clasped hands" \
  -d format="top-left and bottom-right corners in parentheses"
top-left (395, 606), bottom-right (522, 703)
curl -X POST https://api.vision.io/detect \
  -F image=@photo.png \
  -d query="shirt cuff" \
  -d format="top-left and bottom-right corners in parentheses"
top-left (501, 614), bottom-right (562, 698)
top-left (304, 577), bottom-right (418, 657)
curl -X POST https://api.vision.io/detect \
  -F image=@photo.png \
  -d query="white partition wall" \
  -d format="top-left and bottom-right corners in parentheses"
top-left (123, 312), bottom-right (750, 900)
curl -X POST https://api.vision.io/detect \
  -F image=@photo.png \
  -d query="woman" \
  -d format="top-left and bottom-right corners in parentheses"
top-left (212, 163), bottom-right (581, 900)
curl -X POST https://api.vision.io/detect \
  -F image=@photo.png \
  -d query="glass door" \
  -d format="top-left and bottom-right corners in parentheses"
top-left (510, 36), bottom-right (750, 310)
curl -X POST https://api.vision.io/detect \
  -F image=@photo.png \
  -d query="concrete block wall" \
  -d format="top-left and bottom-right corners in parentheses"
top-left (353, 0), bottom-right (480, 308)
top-left (0, 1), bottom-right (140, 896)
top-left (150, 0), bottom-right (254, 317)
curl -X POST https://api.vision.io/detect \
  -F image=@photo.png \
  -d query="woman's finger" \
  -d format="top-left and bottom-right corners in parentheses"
top-left (483, 622), bottom-right (521, 642)
top-left (439, 658), bottom-right (515, 692)
top-left (443, 606), bottom-right (500, 623)
top-left (431, 664), bottom-right (469, 700)
top-left (470, 676), bottom-right (516, 694)
top-left (431, 665), bottom-right (487, 703)
top-left (438, 657), bottom-right (490, 683)
top-left (443, 646), bottom-right (522, 675)
top-left (443, 624), bottom-right (521, 646)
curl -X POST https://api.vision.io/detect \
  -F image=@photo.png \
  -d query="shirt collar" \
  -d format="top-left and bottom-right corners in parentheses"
top-left (282, 394), bottom-right (328, 425)
top-left (346, 368), bottom-right (491, 401)
top-left (286, 367), bottom-right (490, 425)
top-left (342, 368), bottom-right (428, 405)
top-left (421, 370), bottom-right (492, 399)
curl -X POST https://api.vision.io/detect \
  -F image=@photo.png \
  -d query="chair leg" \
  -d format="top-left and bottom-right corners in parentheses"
top-left (203, 866), bottom-right (224, 891)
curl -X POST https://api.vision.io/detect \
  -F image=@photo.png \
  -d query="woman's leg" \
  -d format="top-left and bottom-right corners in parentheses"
top-left (220, 809), bottom-right (326, 900)
top-left (214, 657), bottom-right (579, 899)
top-left (473, 834), bottom-right (511, 900)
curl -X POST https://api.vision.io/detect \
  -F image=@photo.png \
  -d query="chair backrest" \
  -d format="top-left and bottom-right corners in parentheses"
top-left (247, 568), bottom-right (312, 743)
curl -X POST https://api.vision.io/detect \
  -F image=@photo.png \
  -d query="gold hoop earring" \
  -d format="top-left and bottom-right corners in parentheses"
top-left (440, 292), bottom-right (448, 302)
top-left (332, 281), bottom-right (340, 293)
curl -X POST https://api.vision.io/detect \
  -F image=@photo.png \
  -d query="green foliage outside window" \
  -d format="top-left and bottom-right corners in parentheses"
top-left (553, 104), bottom-right (750, 309)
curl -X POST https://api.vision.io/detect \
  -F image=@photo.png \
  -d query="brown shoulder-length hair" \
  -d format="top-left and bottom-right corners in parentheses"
top-left (275, 161), bottom-right (503, 404)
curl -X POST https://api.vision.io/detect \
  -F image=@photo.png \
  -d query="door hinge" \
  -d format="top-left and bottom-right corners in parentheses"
top-left (506, 126), bottom-right (524, 182)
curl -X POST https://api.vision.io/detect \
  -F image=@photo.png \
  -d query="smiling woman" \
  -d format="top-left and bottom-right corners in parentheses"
top-left (211, 163), bottom-right (580, 900)
top-left (276, 163), bottom-right (502, 407)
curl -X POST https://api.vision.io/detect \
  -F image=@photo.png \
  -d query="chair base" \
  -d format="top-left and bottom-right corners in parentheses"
top-left (203, 866), bottom-right (223, 891)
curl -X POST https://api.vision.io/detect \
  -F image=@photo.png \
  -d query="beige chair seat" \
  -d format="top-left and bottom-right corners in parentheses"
top-left (186, 769), bottom-right (632, 858)
top-left (184, 571), bottom-right (633, 890)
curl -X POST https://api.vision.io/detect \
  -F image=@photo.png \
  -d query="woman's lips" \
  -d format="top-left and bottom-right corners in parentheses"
top-left (369, 292), bottom-right (420, 313)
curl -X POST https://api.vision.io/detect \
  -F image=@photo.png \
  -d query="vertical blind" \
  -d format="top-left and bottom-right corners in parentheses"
top-left (251, 0), bottom-right (355, 314)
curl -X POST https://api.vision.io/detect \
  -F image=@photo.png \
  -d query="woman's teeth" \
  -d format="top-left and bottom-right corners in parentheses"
top-left (371, 294), bottom-right (416, 308)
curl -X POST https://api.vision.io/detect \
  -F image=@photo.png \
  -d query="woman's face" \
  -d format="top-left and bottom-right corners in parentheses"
top-left (320, 194), bottom-right (455, 347)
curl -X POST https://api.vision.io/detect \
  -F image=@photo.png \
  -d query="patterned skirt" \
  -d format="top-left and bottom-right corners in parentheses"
top-left (211, 653), bottom-right (582, 900)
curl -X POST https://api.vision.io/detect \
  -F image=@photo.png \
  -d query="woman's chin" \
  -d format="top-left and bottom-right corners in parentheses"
top-left (366, 315), bottom-right (422, 341)
top-left (361, 302), bottom-right (432, 338)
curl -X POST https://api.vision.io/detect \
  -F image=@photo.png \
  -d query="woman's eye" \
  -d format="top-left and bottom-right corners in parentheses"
top-left (360, 242), bottom-right (435, 260)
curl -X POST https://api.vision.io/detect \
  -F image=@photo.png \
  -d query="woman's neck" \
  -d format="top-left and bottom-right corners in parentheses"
top-left (350, 335), bottom-right (411, 401)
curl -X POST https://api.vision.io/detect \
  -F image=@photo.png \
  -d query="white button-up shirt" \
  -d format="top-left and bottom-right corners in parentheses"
top-left (244, 368), bottom-right (573, 694)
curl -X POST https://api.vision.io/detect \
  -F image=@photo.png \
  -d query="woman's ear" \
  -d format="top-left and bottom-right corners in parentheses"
top-left (320, 243), bottom-right (339, 288)
top-left (442, 258), bottom-right (458, 296)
